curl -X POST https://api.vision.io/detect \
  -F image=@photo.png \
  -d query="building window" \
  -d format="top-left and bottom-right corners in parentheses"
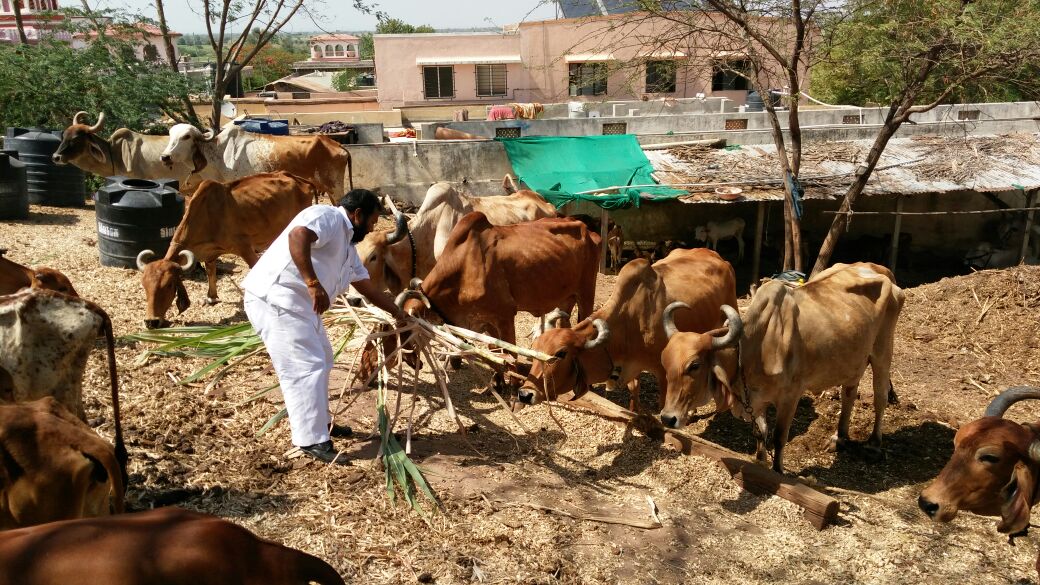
top-left (346, 44), bottom-right (356, 54)
top-left (645, 60), bottom-right (677, 93)
top-left (143, 44), bottom-right (159, 62)
top-left (475, 64), bottom-right (508, 97)
top-left (334, 44), bottom-right (344, 56)
top-left (324, 45), bottom-right (333, 57)
top-left (712, 60), bottom-right (751, 91)
top-left (423, 66), bottom-right (454, 99)
top-left (569, 62), bottom-right (607, 96)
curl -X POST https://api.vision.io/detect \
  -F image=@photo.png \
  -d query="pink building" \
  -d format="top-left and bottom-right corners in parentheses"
top-left (374, 13), bottom-right (782, 108)
top-left (0, 0), bottom-right (71, 43)
top-left (292, 33), bottom-right (375, 78)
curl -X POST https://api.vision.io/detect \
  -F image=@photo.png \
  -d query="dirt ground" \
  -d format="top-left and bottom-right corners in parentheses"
top-left (5, 202), bottom-right (1040, 585)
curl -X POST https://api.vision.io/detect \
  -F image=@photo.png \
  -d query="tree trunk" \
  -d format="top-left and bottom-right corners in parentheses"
top-left (154, 0), bottom-right (201, 126)
top-left (810, 110), bottom-right (903, 276)
top-left (12, 0), bottom-right (29, 45)
top-left (761, 95), bottom-right (802, 272)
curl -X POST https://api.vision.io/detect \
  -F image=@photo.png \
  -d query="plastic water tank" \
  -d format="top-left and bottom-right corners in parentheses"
top-left (94, 178), bottom-right (184, 269)
top-left (4, 127), bottom-right (86, 207)
top-left (0, 150), bottom-right (28, 219)
top-left (745, 91), bottom-right (765, 112)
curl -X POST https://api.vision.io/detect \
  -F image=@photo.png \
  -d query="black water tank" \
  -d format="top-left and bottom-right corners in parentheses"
top-left (94, 177), bottom-right (184, 269)
top-left (0, 150), bottom-right (28, 219)
top-left (746, 90), bottom-right (765, 112)
top-left (4, 127), bottom-right (86, 207)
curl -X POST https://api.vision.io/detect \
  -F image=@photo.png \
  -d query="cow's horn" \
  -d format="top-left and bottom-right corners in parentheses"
top-left (177, 250), bottom-right (195, 271)
top-left (385, 212), bottom-right (410, 245)
top-left (584, 319), bottom-right (610, 349)
top-left (135, 249), bottom-right (156, 271)
top-left (546, 308), bottom-right (570, 328)
top-left (984, 386), bottom-right (1040, 418)
top-left (72, 111), bottom-right (88, 125)
top-left (663, 301), bottom-right (690, 340)
top-left (201, 128), bottom-right (216, 141)
top-left (86, 112), bottom-right (105, 133)
top-left (710, 305), bottom-right (743, 350)
top-left (395, 289), bottom-right (430, 310)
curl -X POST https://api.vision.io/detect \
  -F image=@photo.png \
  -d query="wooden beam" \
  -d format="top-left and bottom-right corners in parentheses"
top-left (888, 197), bottom-right (904, 272)
top-left (751, 201), bottom-right (766, 284)
top-left (599, 207), bottom-right (609, 273)
top-left (1020, 189), bottom-right (1037, 265)
top-left (571, 392), bottom-right (840, 530)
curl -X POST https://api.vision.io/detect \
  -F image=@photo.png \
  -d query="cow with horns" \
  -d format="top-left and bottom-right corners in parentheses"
top-left (919, 386), bottom-right (1040, 577)
top-left (518, 248), bottom-right (736, 412)
top-left (136, 171), bottom-right (320, 329)
top-left (357, 182), bottom-right (558, 295)
top-left (658, 262), bottom-right (904, 473)
top-left (383, 213), bottom-right (600, 384)
top-left (159, 123), bottom-right (352, 199)
top-left (52, 112), bottom-right (196, 184)
top-left (0, 248), bottom-right (78, 297)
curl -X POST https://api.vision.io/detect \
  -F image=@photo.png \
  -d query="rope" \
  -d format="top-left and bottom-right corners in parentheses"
top-left (823, 207), bottom-right (1040, 216)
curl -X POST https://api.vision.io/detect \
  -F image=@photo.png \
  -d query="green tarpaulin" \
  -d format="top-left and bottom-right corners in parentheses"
top-left (497, 135), bottom-right (686, 210)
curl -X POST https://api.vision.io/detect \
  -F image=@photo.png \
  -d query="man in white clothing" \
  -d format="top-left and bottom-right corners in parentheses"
top-left (243, 189), bottom-right (408, 465)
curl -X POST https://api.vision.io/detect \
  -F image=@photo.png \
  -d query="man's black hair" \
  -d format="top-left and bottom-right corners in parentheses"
top-left (337, 189), bottom-right (383, 216)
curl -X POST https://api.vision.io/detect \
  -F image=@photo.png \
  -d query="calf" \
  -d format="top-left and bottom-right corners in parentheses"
top-left (137, 171), bottom-right (317, 328)
top-left (0, 507), bottom-right (345, 585)
top-left (606, 224), bottom-right (623, 273)
top-left (695, 218), bottom-right (746, 262)
top-left (0, 398), bottom-right (124, 530)
top-left (0, 249), bottom-right (77, 297)
top-left (919, 386), bottom-right (1040, 577)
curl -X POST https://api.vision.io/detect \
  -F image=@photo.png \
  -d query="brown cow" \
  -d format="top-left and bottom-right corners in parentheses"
top-left (385, 213), bottom-right (600, 385)
top-left (657, 262), bottom-right (904, 473)
top-left (136, 171), bottom-right (318, 329)
top-left (518, 248), bottom-right (736, 412)
top-left (920, 386), bottom-right (1040, 574)
top-left (52, 112), bottom-right (196, 186)
top-left (0, 249), bottom-right (78, 297)
top-left (0, 289), bottom-right (126, 479)
top-left (160, 124), bottom-right (352, 199)
top-left (0, 398), bottom-right (124, 530)
top-left (357, 182), bottom-right (558, 294)
top-left (0, 507), bottom-right (345, 585)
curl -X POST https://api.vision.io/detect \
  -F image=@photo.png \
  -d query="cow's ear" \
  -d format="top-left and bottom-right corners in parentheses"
top-left (999, 459), bottom-right (1038, 535)
top-left (191, 145), bottom-right (208, 172)
top-left (710, 351), bottom-right (737, 412)
top-left (88, 140), bottom-right (106, 164)
top-left (761, 292), bottom-right (797, 376)
top-left (175, 278), bottom-right (191, 314)
top-left (383, 265), bottom-right (401, 294)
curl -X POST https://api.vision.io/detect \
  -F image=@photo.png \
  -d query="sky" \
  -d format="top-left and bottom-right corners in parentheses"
top-left (91, 0), bottom-right (560, 35)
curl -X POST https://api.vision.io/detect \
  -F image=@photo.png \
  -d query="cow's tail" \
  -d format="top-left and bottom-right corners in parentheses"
top-left (340, 144), bottom-right (354, 192)
top-left (100, 312), bottom-right (127, 489)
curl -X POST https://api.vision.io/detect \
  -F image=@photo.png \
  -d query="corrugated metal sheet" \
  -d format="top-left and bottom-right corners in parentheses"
top-left (646, 133), bottom-right (1040, 205)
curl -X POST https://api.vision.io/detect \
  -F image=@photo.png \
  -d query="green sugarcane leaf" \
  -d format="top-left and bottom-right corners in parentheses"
top-left (256, 408), bottom-right (287, 437)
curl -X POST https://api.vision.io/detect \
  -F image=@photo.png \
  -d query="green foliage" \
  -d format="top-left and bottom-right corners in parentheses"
top-left (358, 32), bottom-right (374, 60)
top-left (241, 42), bottom-right (307, 90)
top-left (375, 17), bottom-right (435, 34)
top-left (0, 27), bottom-right (197, 132)
top-left (331, 69), bottom-right (366, 91)
top-left (811, 0), bottom-right (1040, 106)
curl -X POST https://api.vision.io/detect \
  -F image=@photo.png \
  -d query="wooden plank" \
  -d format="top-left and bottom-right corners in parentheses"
top-left (888, 197), bottom-right (904, 272)
top-left (1020, 189), bottom-right (1037, 265)
top-left (751, 201), bottom-right (766, 284)
top-left (572, 392), bottom-right (840, 530)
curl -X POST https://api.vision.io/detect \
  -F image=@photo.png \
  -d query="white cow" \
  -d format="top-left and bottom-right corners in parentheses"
top-left (695, 218), bottom-right (746, 262)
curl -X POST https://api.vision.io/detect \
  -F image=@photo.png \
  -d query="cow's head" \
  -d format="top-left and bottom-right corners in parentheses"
top-left (920, 386), bottom-right (1040, 535)
top-left (518, 314), bottom-right (610, 405)
top-left (357, 212), bottom-right (412, 293)
top-left (137, 249), bottom-right (195, 329)
top-left (161, 124), bottom-right (214, 173)
top-left (52, 111), bottom-right (107, 166)
top-left (31, 267), bottom-right (78, 297)
top-left (658, 303), bottom-right (742, 428)
top-left (356, 280), bottom-right (428, 378)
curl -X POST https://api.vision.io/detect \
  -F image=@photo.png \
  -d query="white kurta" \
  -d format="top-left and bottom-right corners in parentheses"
top-left (242, 206), bottom-right (369, 447)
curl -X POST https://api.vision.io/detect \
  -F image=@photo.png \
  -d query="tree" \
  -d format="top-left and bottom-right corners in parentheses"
top-left (358, 32), bottom-right (374, 59)
top-left (150, 0), bottom-right (202, 126)
top-left (242, 42), bottom-right (305, 90)
top-left (810, 0), bottom-right (1040, 275)
top-left (375, 18), bottom-right (435, 34)
top-left (11, 0), bottom-right (29, 44)
top-left (331, 68), bottom-right (366, 91)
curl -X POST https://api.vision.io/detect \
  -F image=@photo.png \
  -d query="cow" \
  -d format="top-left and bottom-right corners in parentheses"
top-left (517, 248), bottom-right (736, 412)
top-left (52, 112), bottom-right (195, 185)
top-left (382, 213), bottom-right (600, 387)
top-left (657, 262), bottom-right (904, 473)
top-left (159, 123), bottom-right (352, 199)
top-left (695, 218), bottom-right (746, 262)
top-left (607, 224), bottom-right (624, 273)
top-left (0, 289), bottom-right (127, 477)
top-left (0, 507), bottom-right (345, 585)
top-left (919, 386), bottom-right (1040, 577)
top-left (356, 182), bottom-right (557, 295)
top-left (434, 126), bottom-right (484, 140)
top-left (135, 172), bottom-right (319, 329)
top-left (0, 398), bottom-right (124, 530)
top-left (0, 248), bottom-right (77, 297)
top-left (963, 242), bottom-right (1039, 270)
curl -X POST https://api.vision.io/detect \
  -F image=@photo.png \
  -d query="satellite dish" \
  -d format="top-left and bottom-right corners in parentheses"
top-left (220, 101), bottom-right (237, 120)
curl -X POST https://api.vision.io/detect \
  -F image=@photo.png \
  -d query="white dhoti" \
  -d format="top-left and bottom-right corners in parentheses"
top-left (244, 292), bottom-right (333, 448)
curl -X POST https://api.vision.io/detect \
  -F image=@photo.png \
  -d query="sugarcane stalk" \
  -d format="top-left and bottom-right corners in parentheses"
top-left (444, 325), bottom-right (553, 362)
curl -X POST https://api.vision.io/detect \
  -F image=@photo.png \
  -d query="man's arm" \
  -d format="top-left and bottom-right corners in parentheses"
top-left (352, 278), bottom-right (408, 321)
top-left (288, 226), bottom-right (330, 314)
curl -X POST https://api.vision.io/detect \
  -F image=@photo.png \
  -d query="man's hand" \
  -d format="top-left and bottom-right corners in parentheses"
top-left (308, 281), bottom-right (330, 314)
top-left (352, 278), bottom-right (411, 322)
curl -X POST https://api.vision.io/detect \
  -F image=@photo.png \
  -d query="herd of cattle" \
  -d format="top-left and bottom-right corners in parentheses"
top-left (0, 111), bottom-right (1039, 580)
